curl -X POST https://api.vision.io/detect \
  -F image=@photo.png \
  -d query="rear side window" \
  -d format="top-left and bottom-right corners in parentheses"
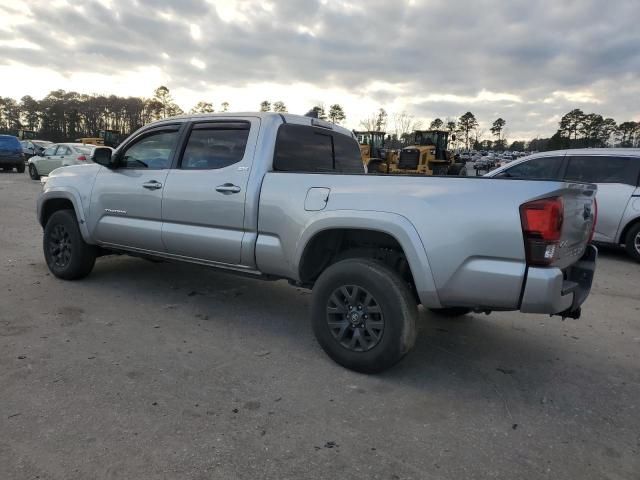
top-left (56, 146), bottom-right (72, 155)
top-left (273, 124), bottom-right (363, 173)
top-left (564, 156), bottom-right (640, 185)
top-left (497, 156), bottom-right (562, 179)
top-left (333, 133), bottom-right (364, 173)
top-left (180, 123), bottom-right (250, 170)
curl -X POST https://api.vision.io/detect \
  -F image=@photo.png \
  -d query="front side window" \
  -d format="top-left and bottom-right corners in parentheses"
top-left (43, 146), bottom-right (57, 156)
top-left (497, 156), bottom-right (562, 179)
top-left (564, 156), bottom-right (640, 185)
top-left (120, 130), bottom-right (179, 169)
top-left (180, 123), bottom-right (250, 169)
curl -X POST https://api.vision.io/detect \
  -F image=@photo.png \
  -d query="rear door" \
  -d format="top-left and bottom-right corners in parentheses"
top-left (562, 155), bottom-right (640, 243)
top-left (48, 145), bottom-right (69, 173)
top-left (161, 119), bottom-right (259, 265)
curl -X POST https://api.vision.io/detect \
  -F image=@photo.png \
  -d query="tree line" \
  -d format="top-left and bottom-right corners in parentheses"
top-left (358, 108), bottom-right (639, 152)
top-left (1, 86), bottom-right (637, 151)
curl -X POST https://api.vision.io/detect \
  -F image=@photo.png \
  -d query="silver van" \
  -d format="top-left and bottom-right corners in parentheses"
top-left (487, 149), bottom-right (640, 261)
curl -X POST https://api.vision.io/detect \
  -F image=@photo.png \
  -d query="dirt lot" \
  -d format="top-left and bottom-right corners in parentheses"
top-left (1, 171), bottom-right (638, 480)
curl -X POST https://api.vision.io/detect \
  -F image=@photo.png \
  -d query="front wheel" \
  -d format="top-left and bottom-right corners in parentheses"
top-left (624, 223), bottom-right (640, 262)
top-left (310, 258), bottom-right (417, 373)
top-left (29, 164), bottom-right (40, 180)
top-left (43, 209), bottom-right (97, 280)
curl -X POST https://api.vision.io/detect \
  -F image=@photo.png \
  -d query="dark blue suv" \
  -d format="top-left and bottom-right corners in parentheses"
top-left (0, 135), bottom-right (25, 173)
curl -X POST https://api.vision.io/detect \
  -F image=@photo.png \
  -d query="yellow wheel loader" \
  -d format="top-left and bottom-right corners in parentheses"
top-left (385, 130), bottom-right (466, 176)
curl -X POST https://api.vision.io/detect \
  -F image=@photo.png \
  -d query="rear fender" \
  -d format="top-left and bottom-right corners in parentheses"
top-left (295, 210), bottom-right (442, 308)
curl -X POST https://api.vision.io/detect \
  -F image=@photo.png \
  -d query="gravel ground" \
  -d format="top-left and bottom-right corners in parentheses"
top-left (1, 171), bottom-right (638, 480)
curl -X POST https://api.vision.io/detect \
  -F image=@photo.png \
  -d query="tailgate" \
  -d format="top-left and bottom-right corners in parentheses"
top-left (555, 182), bottom-right (597, 270)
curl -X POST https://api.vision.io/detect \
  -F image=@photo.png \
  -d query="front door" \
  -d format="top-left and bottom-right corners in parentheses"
top-left (41, 145), bottom-right (65, 174)
top-left (88, 126), bottom-right (182, 252)
top-left (161, 119), bottom-right (258, 265)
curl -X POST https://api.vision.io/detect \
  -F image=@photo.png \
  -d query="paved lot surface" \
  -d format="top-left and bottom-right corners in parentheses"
top-left (1, 171), bottom-right (638, 480)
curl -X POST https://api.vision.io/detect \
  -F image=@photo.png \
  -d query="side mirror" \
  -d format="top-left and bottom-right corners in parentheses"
top-left (92, 147), bottom-right (116, 168)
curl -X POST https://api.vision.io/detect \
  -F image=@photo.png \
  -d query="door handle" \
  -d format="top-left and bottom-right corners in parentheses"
top-left (215, 183), bottom-right (241, 194)
top-left (142, 180), bottom-right (163, 190)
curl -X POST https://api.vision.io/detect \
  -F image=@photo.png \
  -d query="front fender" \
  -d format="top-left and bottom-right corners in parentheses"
top-left (295, 210), bottom-right (442, 308)
top-left (37, 187), bottom-right (93, 243)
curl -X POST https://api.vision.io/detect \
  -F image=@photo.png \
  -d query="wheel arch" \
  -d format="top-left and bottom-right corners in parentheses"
top-left (618, 215), bottom-right (640, 246)
top-left (38, 189), bottom-right (92, 243)
top-left (295, 211), bottom-right (441, 308)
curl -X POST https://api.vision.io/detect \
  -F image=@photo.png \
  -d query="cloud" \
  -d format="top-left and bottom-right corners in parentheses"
top-left (0, 0), bottom-right (638, 138)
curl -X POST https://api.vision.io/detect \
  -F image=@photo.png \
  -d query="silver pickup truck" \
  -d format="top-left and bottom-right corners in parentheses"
top-left (37, 112), bottom-right (597, 372)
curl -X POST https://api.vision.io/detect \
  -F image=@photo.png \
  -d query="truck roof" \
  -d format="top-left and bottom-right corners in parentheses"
top-left (148, 112), bottom-right (355, 138)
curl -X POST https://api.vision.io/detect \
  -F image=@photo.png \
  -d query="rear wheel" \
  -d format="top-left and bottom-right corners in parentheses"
top-left (311, 258), bottom-right (417, 373)
top-left (16, 163), bottom-right (25, 173)
top-left (43, 209), bottom-right (96, 280)
top-left (29, 164), bottom-right (40, 180)
top-left (624, 223), bottom-right (640, 262)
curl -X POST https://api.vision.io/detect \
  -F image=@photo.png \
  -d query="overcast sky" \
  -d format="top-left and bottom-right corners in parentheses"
top-left (1, 0), bottom-right (639, 139)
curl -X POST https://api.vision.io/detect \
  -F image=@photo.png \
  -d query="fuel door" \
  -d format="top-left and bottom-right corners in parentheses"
top-left (305, 187), bottom-right (330, 211)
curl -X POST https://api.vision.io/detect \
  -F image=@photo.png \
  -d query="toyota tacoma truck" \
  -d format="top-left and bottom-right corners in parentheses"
top-left (37, 113), bottom-right (597, 372)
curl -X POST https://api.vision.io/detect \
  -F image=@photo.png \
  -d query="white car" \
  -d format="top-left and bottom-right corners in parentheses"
top-left (28, 143), bottom-right (99, 180)
top-left (486, 148), bottom-right (640, 261)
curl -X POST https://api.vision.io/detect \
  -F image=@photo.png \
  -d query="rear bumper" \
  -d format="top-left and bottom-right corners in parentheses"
top-left (520, 244), bottom-right (597, 316)
top-left (0, 156), bottom-right (22, 166)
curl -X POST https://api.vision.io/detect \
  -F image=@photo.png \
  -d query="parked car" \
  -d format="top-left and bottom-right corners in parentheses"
top-left (486, 149), bottom-right (640, 261)
top-left (21, 139), bottom-right (53, 160)
top-left (0, 135), bottom-right (25, 173)
top-left (37, 113), bottom-right (597, 372)
top-left (28, 143), bottom-right (97, 180)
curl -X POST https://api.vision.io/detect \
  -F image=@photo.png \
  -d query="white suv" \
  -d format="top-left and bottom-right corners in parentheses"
top-left (487, 148), bottom-right (640, 262)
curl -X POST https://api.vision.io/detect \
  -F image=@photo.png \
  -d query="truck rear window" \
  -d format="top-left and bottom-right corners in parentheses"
top-left (273, 124), bottom-right (363, 174)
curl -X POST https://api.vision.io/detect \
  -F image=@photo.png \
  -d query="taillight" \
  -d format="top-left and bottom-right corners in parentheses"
top-left (77, 155), bottom-right (87, 161)
top-left (520, 197), bottom-right (564, 266)
top-left (588, 197), bottom-right (597, 243)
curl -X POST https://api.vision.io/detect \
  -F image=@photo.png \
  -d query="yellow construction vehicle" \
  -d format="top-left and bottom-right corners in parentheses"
top-left (354, 130), bottom-right (400, 173)
top-left (355, 130), bottom-right (385, 164)
top-left (75, 131), bottom-right (122, 148)
top-left (17, 129), bottom-right (37, 140)
top-left (99, 129), bottom-right (123, 148)
top-left (75, 137), bottom-right (105, 146)
top-left (383, 130), bottom-right (466, 176)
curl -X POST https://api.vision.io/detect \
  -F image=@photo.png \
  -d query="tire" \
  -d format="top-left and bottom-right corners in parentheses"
top-left (43, 209), bottom-right (96, 280)
top-left (310, 258), bottom-right (417, 373)
top-left (429, 307), bottom-right (471, 317)
top-left (16, 163), bottom-right (25, 173)
top-left (29, 164), bottom-right (40, 180)
top-left (624, 222), bottom-right (640, 262)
